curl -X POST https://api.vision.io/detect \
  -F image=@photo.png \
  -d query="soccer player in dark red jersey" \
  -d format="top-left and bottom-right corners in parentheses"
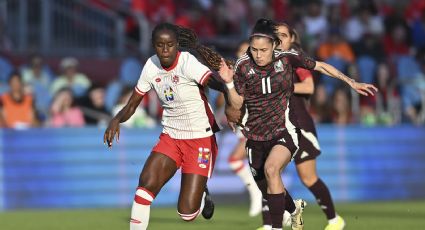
top-left (219, 19), bottom-right (377, 230)
top-left (276, 23), bottom-right (345, 230)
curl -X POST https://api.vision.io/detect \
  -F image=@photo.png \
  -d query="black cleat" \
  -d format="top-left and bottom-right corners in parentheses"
top-left (201, 186), bottom-right (215, 219)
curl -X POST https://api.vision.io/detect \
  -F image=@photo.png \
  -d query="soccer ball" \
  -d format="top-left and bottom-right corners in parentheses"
top-left (283, 211), bottom-right (292, 227)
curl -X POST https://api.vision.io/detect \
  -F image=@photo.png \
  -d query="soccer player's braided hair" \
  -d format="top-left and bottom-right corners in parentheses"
top-left (250, 18), bottom-right (281, 47)
top-left (175, 25), bottom-right (234, 71)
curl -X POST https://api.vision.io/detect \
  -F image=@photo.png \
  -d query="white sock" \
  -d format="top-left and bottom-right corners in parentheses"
top-left (263, 225), bottom-right (272, 230)
top-left (130, 187), bottom-right (155, 230)
top-left (328, 215), bottom-right (339, 224)
top-left (229, 159), bottom-right (260, 196)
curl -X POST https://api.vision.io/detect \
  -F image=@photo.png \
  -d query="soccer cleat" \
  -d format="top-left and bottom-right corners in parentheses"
top-left (256, 225), bottom-right (272, 230)
top-left (201, 186), bottom-right (215, 219)
top-left (291, 199), bottom-right (307, 230)
top-left (324, 215), bottom-right (345, 230)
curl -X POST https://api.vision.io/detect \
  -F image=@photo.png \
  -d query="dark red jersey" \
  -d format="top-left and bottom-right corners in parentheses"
top-left (290, 67), bottom-right (318, 134)
top-left (234, 49), bottom-right (316, 141)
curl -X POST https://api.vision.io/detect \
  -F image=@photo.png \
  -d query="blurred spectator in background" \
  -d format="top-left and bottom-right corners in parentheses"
top-left (352, 33), bottom-right (385, 63)
top-left (131, 0), bottom-right (175, 24)
top-left (331, 87), bottom-right (353, 125)
top-left (383, 15), bottom-right (411, 58)
top-left (49, 88), bottom-right (85, 128)
top-left (0, 72), bottom-right (37, 129)
top-left (20, 54), bottom-right (54, 121)
top-left (50, 57), bottom-right (92, 98)
top-left (317, 27), bottom-right (355, 94)
top-left (359, 63), bottom-right (401, 126)
top-left (303, 0), bottom-right (328, 48)
top-left (310, 84), bottom-right (332, 123)
top-left (411, 9), bottom-right (425, 50)
top-left (80, 85), bottom-right (111, 127)
top-left (21, 55), bottom-right (53, 91)
top-left (174, 2), bottom-right (216, 38)
top-left (344, 2), bottom-right (384, 43)
top-left (397, 50), bottom-right (425, 125)
top-left (0, 54), bottom-right (13, 94)
top-left (112, 87), bottom-right (156, 128)
top-left (104, 56), bottom-right (142, 112)
top-left (317, 27), bottom-right (355, 63)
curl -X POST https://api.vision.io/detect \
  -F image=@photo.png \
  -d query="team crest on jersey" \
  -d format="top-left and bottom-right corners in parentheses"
top-left (197, 147), bottom-right (210, 169)
top-left (274, 60), bottom-right (284, 72)
top-left (172, 75), bottom-right (179, 84)
top-left (163, 84), bottom-right (174, 101)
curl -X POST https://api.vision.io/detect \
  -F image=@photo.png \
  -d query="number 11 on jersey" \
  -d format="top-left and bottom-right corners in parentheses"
top-left (262, 77), bottom-right (271, 94)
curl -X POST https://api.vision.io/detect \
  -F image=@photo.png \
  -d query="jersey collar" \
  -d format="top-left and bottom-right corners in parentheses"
top-left (162, 51), bottom-right (181, 72)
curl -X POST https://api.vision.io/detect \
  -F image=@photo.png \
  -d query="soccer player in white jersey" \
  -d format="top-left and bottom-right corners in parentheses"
top-left (104, 23), bottom-right (228, 230)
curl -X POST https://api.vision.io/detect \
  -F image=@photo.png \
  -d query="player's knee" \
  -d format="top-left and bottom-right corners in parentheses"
top-left (264, 164), bottom-right (280, 179)
top-left (177, 207), bottom-right (200, 221)
top-left (177, 209), bottom-right (200, 221)
top-left (300, 174), bottom-right (318, 187)
top-left (177, 201), bottom-right (200, 215)
top-left (138, 175), bottom-right (161, 194)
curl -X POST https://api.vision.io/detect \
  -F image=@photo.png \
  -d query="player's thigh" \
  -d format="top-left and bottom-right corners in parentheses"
top-left (178, 173), bottom-right (208, 213)
top-left (245, 139), bottom-right (267, 181)
top-left (139, 152), bottom-right (178, 195)
top-left (264, 144), bottom-right (292, 177)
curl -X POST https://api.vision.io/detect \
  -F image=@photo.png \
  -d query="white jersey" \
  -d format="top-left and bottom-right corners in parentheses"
top-left (135, 51), bottom-right (219, 139)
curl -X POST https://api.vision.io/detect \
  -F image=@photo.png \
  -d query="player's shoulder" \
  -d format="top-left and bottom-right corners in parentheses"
top-left (178, 51), bottom-right (194, 61)
top-left (141, 55), bottom-right (162, 78)
top-left (234, 53), bottom-right (251, 70)
top-left (274, 48), bottom-right (300, 59)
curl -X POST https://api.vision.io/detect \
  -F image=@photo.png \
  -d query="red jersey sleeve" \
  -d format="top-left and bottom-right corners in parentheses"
top-left (295, 68), bottom-right (313, 82)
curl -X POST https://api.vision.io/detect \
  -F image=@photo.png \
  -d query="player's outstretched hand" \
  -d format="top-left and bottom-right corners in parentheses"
top-left (350, 81), bottom-right (378, 96)
top-left (218, 58), bottom-right (234, 83)
top-left (103, 119), bottom-right (120, 148)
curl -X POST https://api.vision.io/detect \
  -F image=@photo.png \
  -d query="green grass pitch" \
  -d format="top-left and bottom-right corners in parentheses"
top-left (0, 201), bottom-right (424, 229)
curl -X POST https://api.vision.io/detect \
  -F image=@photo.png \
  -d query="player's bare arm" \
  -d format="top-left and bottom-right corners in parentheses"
top-left (218, 58), bottom-right (244, 109)
top-left (314, 61), bottom-right (378, 96)
top-left (294, 76), bottom-right (314, 95)
top-left (103, 91), bottom-right (143, 148)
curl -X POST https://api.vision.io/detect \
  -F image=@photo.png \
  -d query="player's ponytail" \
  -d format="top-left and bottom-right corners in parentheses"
top-left (176, 25), bottom-right (234, 71)
top-left (250, 18), bottom-right (281, 47)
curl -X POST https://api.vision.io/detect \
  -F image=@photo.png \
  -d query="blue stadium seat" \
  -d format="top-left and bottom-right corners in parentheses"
top-left (104, 81), bottom-right (124, 112)
top-left (357, 56), bottom-right (377, 84)
top-left (104, 57), bottom-right (142, 112)
top-left (119, 57), bottom-right (142, 87)
top-left (396, 55), bottom-right (423, 110)
top-left (0, 56), bottom-right (13, 83)
top-left (321, 57), bottom-right (348, 95)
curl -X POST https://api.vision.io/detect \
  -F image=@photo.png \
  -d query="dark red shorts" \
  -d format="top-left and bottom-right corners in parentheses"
top-left (245, 127), bottom-right (300, 180)
top-left (293, 129), bottom-right (321, 164)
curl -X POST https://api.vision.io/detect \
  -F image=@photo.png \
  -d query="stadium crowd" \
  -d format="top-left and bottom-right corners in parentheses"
top-left (1, 0), bottom-right (425, 129)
